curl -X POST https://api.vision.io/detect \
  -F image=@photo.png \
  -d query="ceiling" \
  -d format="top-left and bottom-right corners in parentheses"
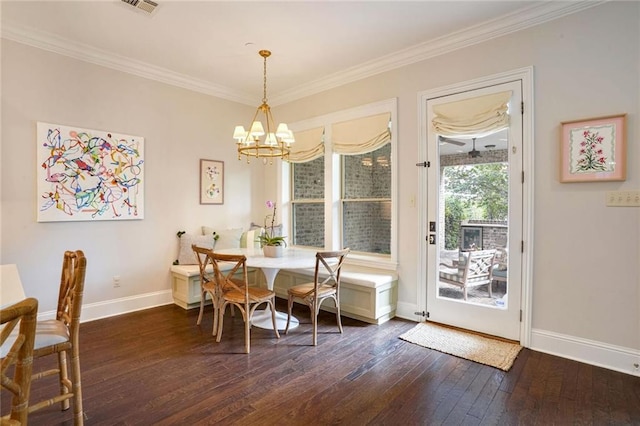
top-left (1, 1), bottom-right (599, 107)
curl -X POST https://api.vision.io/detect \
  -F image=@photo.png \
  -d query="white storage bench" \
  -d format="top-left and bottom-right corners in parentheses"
top-left (169, 263), bottom-right (257, 310)
top-left (274, 265), bottom-right (398, 325)
top-left (170, 263), bottom-right (398, 325)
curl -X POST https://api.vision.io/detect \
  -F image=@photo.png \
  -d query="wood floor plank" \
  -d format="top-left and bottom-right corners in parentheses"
top-left (3, 301), bottom-right (639, 425)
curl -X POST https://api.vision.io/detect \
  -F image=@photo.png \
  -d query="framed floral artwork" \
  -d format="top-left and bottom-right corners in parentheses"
top-left (560, 114), bottom-right (626, 182)
top-left (200, 159), bottom-right (224, 204)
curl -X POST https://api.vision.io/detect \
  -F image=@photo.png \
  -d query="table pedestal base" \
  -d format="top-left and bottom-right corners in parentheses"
top-left (251, 306), bottom-right (299, 330)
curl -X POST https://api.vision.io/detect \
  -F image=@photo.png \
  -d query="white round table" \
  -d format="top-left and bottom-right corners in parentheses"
top-left (216, 247), bottom-right (319, 330)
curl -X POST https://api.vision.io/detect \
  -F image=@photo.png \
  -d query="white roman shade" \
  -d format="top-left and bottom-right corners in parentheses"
top-left (332, 112), bottom-right (391, 155)
top-left (431, 91), bottom-right (512, 138)
top-left (288, 127), bottom-right (325, 163)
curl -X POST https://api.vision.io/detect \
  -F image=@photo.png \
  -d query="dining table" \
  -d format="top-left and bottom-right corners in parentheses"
top-left (215, 247), bottom-right (320, 330)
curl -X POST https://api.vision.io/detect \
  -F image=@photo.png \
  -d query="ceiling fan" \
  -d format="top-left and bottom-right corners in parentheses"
top-left (439, 136), bottom-right (482, 158)
top-left (438, 136), bottom-right (465, 146)
top-left (468, 138), bottom-right (481, 158)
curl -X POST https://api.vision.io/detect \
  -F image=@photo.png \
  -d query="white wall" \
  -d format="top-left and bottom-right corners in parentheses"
top-left (275, 2), bottom-right (640, 364)
top-left (0, 40), bottom-right (265, 316)
top-left (1, 2), bottom-right (638, 373)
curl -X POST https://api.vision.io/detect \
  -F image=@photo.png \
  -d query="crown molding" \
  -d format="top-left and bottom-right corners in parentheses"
top-left (2, 1), bottom-right (604, 107)
top-left (0, 23), bottom-right (256, 105)
top-left (270, 1), bottom-right (605, 105)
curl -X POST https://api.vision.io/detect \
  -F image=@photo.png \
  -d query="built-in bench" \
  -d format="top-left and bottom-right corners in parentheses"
top-left (274, 265), bottom-right (398, 325)
top-left (169, 264), bottom-right (398, 325)
top-left (169, 263), bottom-right (258, 310)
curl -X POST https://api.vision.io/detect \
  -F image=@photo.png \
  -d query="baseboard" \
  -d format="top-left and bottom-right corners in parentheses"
top-left (37, 290), bottom-right (174, 323)
top-left (389, 303), bottom-right (640, 377)
top-left (531, 328), bottom-right (640, 377)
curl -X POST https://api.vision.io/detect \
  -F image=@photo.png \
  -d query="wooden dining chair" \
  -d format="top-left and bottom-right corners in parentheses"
top-left (192, 245), bottom-right (240, 336)
top-left (29, 250), bottom-right (87, 425)
top-left (1, 297), bottom-right (38, 425)
top-left (213, 252), bottom-right (279, 354)
top-left (285, 249), bottom-right (350, 346)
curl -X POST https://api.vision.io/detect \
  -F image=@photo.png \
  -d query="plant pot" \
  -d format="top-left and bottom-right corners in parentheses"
top-left (263, 245), bottom-right (284, 258)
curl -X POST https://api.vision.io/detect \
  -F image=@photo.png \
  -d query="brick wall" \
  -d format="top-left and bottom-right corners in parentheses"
top-left (291, 144), bottom-right (391, 253)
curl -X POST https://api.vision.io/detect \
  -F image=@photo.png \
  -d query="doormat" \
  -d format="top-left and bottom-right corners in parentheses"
top-left (399, 322), bottom-right (522, 371)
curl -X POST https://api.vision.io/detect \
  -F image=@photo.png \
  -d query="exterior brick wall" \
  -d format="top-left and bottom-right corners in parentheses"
top-left (291, 144), bottom-right (391, 253)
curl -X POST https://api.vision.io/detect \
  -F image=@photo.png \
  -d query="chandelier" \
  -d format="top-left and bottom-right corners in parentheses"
top-left (233, 50), bottom-right (294, 164)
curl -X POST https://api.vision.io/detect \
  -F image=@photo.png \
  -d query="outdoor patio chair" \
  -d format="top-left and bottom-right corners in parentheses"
top-left (439, 249), bottom-right (496, 300)
top-left (491, 247), bottom-right (508, 286)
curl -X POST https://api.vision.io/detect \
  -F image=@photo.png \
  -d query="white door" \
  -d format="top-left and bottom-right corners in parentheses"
top-left (424, 80), bottom-right (523, 340)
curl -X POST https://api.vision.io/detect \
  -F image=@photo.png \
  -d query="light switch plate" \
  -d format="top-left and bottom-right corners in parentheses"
top-left (606, 191), bottom-right (640, 207)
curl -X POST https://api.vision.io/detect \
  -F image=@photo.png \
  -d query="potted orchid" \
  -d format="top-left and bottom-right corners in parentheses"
top-left (257, 201), bottom-right (287, 250)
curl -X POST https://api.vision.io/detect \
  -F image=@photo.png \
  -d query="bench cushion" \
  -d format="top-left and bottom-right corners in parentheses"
top-left (170, 262), bottom-right (236, 277)
top-left (283, 266), bottom-right (397, 289)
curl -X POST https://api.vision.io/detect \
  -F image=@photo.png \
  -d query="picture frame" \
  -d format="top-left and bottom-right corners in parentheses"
top-left (560, 114), bottom-right (626, 182)
top-left (461, 226), bottom-right (483, 251)
top-left (36, 122), bottom-right (144, 222)
top-left (200, 159), bottom-right (224, 204)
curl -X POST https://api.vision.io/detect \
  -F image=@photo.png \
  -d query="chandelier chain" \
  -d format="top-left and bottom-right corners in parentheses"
top-left (262, 53), bottom-right (268, 104)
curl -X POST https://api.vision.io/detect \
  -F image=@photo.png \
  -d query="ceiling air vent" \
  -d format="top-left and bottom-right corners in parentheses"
top-left (121, 0), bottom-right (158, 15)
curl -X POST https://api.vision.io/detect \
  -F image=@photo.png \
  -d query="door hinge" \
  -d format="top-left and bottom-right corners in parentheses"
top-left (521, 171), bottom-right (525, 183)
top-left (520, 309), bottom-right (523, 322)
top-left (521, 240), bottom-right (524, 253)
top-left (414, 310), bottom-right (429, 318)
top-left (416, 161), bottom-right (430, 168)
top-left (521, 101), bottom-right (524, 114)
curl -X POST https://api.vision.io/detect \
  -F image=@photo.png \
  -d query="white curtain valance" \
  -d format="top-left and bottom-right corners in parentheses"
top-left (332, 112), bottom-right (391, 155)
top-left (431, 91), bottom-right (512, 138)
top-left (288, 127), bottom-right (325, 163)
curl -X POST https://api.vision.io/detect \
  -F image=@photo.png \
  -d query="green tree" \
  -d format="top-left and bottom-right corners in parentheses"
top-left (444, 163), bottom-right (508, 221)
top-left (444, 195), bottom-right (466, 250)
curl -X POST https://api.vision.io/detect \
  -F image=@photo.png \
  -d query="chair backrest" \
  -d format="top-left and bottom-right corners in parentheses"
top-left (57, 250), bottom-right (87, 344)
top-left (314, 249), bottom-right (350, 292)
top-left (1, 297), bottom-right (38, 424)
top-left (192, 244), bottom-right (215, 288)
top-left (210, 252), bottom-right (249, 300)
top-left (459, 249), bottom-right (496, 281)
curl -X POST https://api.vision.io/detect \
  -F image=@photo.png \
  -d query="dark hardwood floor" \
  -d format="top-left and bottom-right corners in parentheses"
top-left (3, 299), bottom-right (639, 425)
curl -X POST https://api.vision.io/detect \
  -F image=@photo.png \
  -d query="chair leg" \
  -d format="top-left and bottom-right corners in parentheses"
top-left (284, 293), bottom-right (293, 334)
top-left (70, 349), bottom-right (84, 425)
top-left (270, 299), bottom-right (280, 339)
top-left (216, 303), bottom-right (226, 343)
top-left (196, 290), bottom-right (205, 325)
top-left (57, 351), bottom-right (71, 411)
top-left (211, 299), bottom-right (218, 336)
top-left (245, 305), bottom-right (251, 354)
top-left (488, 282), bottom-right (493, 298)
top-left (334, 296), bottom-right (343, 334)
top-left (463, 288), bottom-right (468, 301)
top-left (312, 299), bottom-right (318, 346)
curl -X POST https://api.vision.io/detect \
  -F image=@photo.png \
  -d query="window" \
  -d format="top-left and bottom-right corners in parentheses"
top-left (286, 99), bottom-right (397, 267)
top-left (291, 156), bottom-right (325, 247)
top-left (341, 143), bottom-right (391, 254)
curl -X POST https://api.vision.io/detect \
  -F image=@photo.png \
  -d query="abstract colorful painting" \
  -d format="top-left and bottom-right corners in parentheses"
top-left (37, 122), bottom-right (144, 222)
